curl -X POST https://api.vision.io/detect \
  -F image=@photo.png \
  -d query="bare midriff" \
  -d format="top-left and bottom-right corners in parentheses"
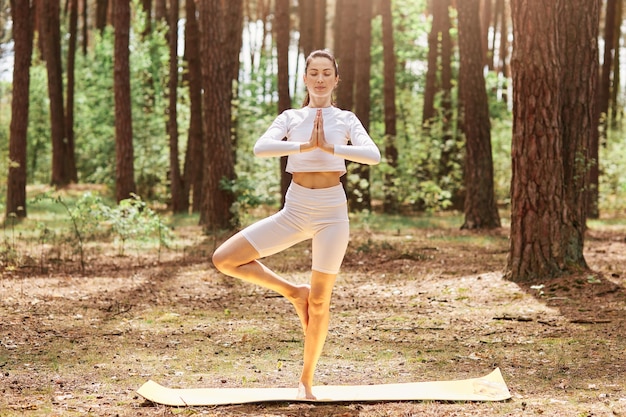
top-left (292, 171), bottom-right (342, 189)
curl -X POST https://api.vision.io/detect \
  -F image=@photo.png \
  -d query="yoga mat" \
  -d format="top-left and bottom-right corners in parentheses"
top-left (137, 368), bottom-right (511, 406)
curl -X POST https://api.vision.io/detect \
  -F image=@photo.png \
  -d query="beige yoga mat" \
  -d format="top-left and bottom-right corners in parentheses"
top-left (137, 368), bottom-right (511, 406)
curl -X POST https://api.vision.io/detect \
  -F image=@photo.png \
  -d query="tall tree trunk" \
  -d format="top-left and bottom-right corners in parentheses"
top-left (348, 0), bottom-right (373, 212)
top-left (6, 0), bottom-right (34, 219)
top-left (507, 0), bottom-right (598, 281)
top-left (479, 0), bottom-right (492, 69)
top-left (66, 0), bottom-right (79, 183)
top-left (334, 0), bottom-right (357, 111)
top-left (275, 0), bottom-right (292, 207)
top-left (223, 0), bottom-right (244, 153)
top-left (155, 0), bottom-right (167, 21)
top-left (489, 0), bottom-right (502, 71)
top-left (198, 0), bottom-right (239, 230)
top-left (422, 0), bottom-right (442, 127)
top-left (42, 0), bottom-right (74, 187)
top-left (113, 0), bottom-right (137, 202)
top-left (590, 0), bottom-right (618, 219)
top-left (497, 0), bottom-right (509, 103)
top-left (96, 0), bottom-right (109, 31)
top-left (381, 0), bottom-right (398, 214)
top-left (183, 0), bottom-right (204, 212)
top-left (299, 0), bottom-right (313, 56)
top-left (598, 0), bottom-right (616, 125)
top-left (82, 0), bottom-right (88, 54)
top-left (141, 0), bottom-right (153, 34)
top-left (168, 0), bottom-right (186, 212)
top-left (457, 0), bottom-right (500, 229)
top-left (438, 0), bottom-right (461, 210)
top-left (559, 0), bottom-right (599, 255)
top-left (610, 0), bottom-right (622, 128)
top-left (312, 0), bottom-right (326, 50)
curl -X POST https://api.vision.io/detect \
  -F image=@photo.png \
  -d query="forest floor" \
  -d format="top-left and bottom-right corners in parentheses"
top-left (1, 207), bottom-right (625, 417)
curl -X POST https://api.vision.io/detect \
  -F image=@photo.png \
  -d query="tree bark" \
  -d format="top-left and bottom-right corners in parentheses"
top-left (198, 0), bottom-right (240, 230)
top-left (590, 0), bottom-right (618, 219)
top-left (275, 0), bottom-right (292, 207)
top-left (183, 0), bottom-right (204, 212)
top-left (381, 0), bottom-right (399, 214)
top-left (423, 0), bottom-right (444, 126)
top-left (113, 0), bottom-right (137, 202)
top-left (95, 0), bottom-right (109, 32)
top-left (348, 0), bottom-right (373, 212)
top-left (41, 0), bottom-right (75, 187)
top-left (457, 0), bottom-right (500, 230)
top-left (479, 0), bottom-right (492, 69)
top-left (65, 0), bottom-right (79, 183)
top-left (507, 0), bottom-right (598, 281)
top-left (334, 0), bottom-right (357, 111)
top-left (6, 0), bottom-right (34, 219)
top-left (168, 0), bottom-right (186, 213)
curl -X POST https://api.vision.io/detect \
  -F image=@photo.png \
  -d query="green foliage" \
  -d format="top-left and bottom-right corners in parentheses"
top-left (1, 189), bottom-right (172, 271)
top-left (73, 30), bottom-right (116, 186)
top-left (98, 193), bottom-right (172, 256)
top-left (20, 1), bottom-right (176, 203)
top-left (0, 81), bottom-right (10, 204)
top-left (600, 126), bottom-right (626, 213)
top-left (26, 62), bottom-right (52, 184)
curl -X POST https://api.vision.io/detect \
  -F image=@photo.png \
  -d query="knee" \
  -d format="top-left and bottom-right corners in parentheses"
top-left (211, 247), bottom-right (229, 273)
top-left (307, 296), bottom-right (331, 317)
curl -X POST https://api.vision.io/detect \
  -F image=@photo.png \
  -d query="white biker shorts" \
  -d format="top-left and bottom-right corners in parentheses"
top-left (241, 181), bottom-right (350, 274)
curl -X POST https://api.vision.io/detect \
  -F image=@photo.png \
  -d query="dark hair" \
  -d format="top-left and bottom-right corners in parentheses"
top-left (302, 49), bottom-right (339, 107)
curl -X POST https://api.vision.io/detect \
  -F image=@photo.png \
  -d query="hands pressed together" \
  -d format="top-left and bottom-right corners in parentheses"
top-left (300, 109), bottom-right (334, 154)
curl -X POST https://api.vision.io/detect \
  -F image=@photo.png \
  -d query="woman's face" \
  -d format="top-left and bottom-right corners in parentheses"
top-left (303, 57), bottom-right (339, 100)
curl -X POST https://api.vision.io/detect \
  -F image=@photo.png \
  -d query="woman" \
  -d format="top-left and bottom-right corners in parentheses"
top-left (212, 49), bottom-right (380, 400)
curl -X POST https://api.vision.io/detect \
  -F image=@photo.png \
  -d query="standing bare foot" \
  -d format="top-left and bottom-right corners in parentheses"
top-left (297, 381), bottom-right (316, 400)
top-left (289, 284), bottom-right (310, 335)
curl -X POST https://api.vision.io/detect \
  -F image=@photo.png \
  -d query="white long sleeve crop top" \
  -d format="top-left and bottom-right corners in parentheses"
top-left (253, 106), bottom-right (381, 175)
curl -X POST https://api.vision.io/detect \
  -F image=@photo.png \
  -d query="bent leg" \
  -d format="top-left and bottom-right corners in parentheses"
top-left (212, 233), bottom-right (310, 333)
top-left (297, 270), bottom-right (337, 400)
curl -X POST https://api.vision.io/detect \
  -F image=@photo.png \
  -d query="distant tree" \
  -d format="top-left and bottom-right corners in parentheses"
top-left (334, 0), bottom-right (357, 111)
top-left (198, 0), bottom-right (242, 230)
top-left (381, 0), bottom-right (399, 214)
top-left (113, 0), bottom-right (137, 202)
top-left (141, 0), bottom-right (152, 34)
top-left (507, 0), bottom-right (599, 281)
top-left (299, 0), bottom-right (326, 56)
top-left (168, 0), bottom-right (186, 212)
top-left (457, 0), bottom-right (500, 229)
top-left (81, 0), bottom-right (89, 54)
top-left (423, 0), bottom-right (450, 127)
top-left (609, 0), bottom-right (622, 127)
top-left (6, 0), bottom-right (34, 219)
top-left (348, 0), bottom-right (373, 212)
top-left (479, 0), bottom-right (492, 69)
top-left (41, 0), bottom-right (76, 186)
top-left (275, 0), bottom-right (292, 206)
top-left (95, 0), bottom-right (109, 32)
top-left (591, 0), bottom-right (619, 219)
top-left (154, 0), bottom-right (166, 21)
top-left (495, 0), bottom-right (509, 103)
top-left (183, 0), bottom-right (204, 212)
top-left (437, 0), bottom-right (456, 194)
top-left (65, 0), bottom-right (79, 183)
top-left (422, 0), bottom-right (457, 208)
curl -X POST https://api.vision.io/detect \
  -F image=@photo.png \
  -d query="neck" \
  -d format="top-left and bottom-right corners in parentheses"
top-left (308, 97), bottom-right (332, 108)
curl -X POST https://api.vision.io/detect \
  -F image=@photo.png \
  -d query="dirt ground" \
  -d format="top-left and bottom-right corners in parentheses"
top-left (1, 215), bottom-right (625, 417)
